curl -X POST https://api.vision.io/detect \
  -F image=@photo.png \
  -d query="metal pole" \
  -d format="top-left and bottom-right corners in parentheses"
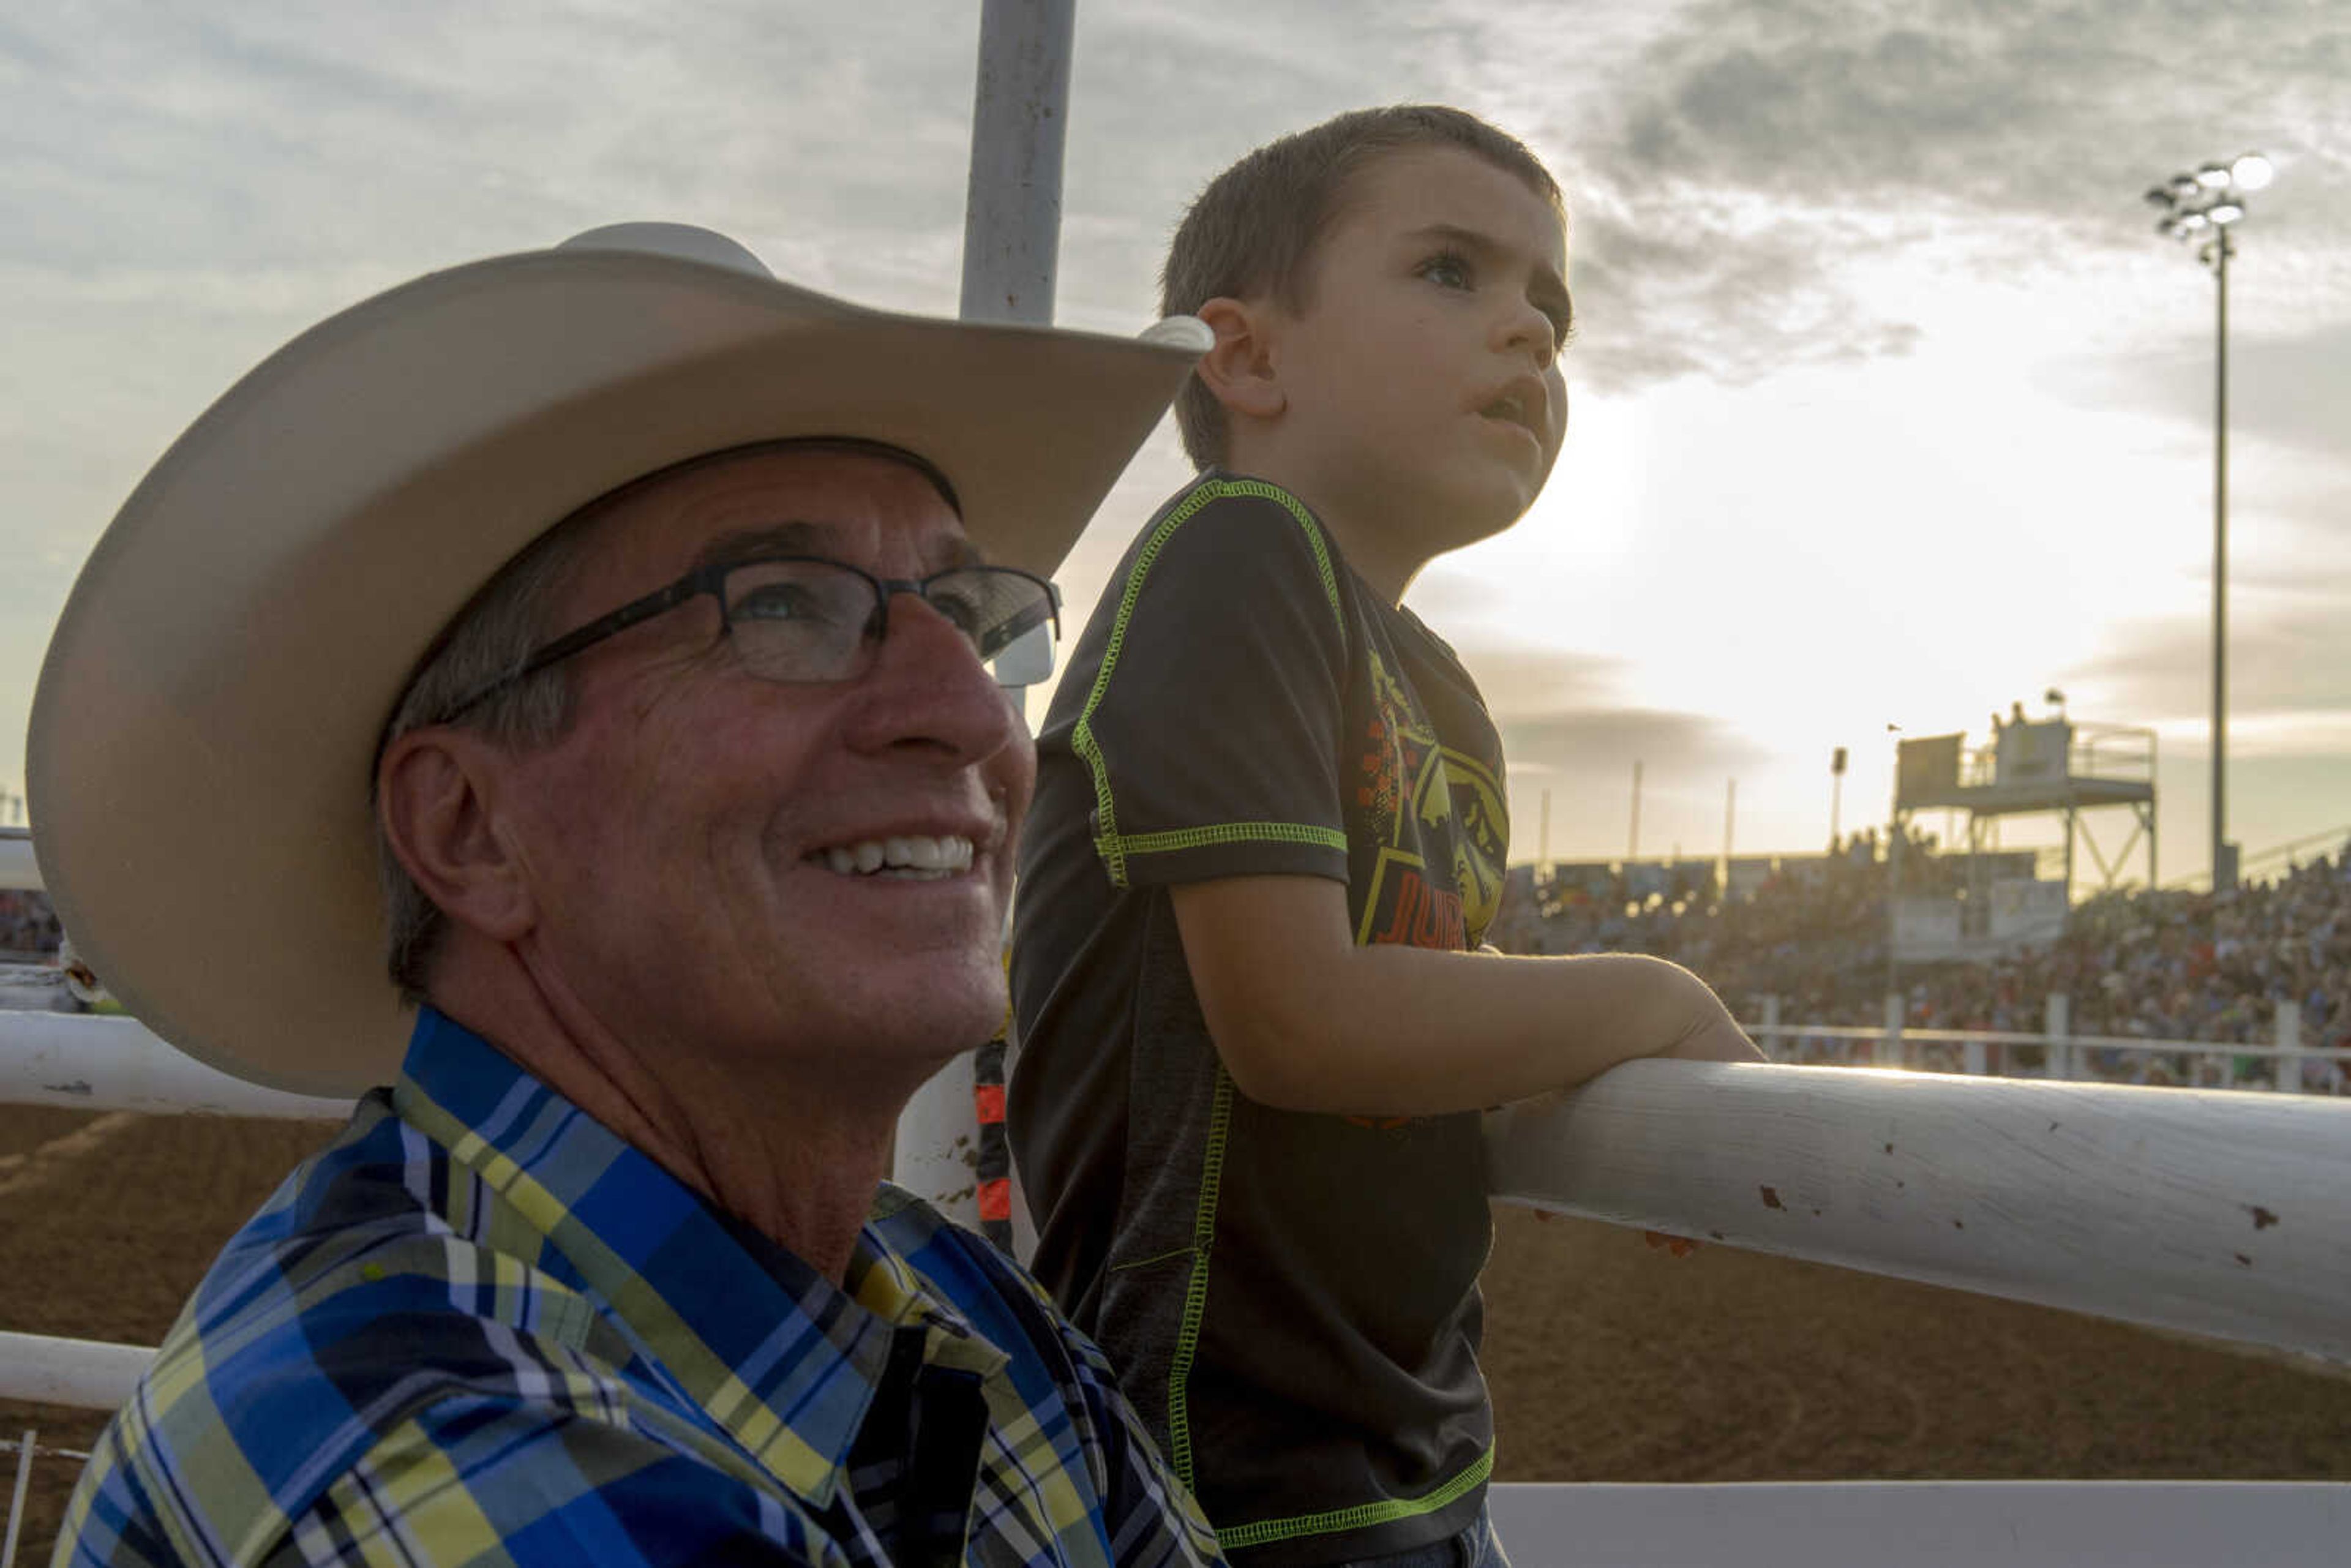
top-left (2210, 232), bottom-right (2231, 891)
top-left (1629, 762), bottom-right (1643, 861)
top-left (959, 0), bottom-right (1076, 326)
top-left (1539, 788), bottom-right (1551, 869)
top-left (899, 0), bottom-right (1076, 1229)
top-left (2, 1430), bottom-right (31, 1568)
top-left (1722, 778), bottom-right (1736, 899)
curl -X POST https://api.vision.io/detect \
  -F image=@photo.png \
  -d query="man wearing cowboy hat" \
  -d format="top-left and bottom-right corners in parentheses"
top-left (36, 223), bottom-right (1223, 1567)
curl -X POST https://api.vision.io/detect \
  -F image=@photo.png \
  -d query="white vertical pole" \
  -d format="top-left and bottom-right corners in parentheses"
top-left (1879, 992), bottom-right (1904, 1069)
top-left (1759, 994), bottom-right (1780, 1061)
top-left (2275, 999), bottom-right (2303, 1094)
top-left (897, 0), bottom-right (1078, 1226)
top-left (2, 1430), bottom-right (32, 1568)
top-left (958, 0), bottom-right (1076, 326)
top-left (1629, 760), bottom-right (1643, 860)
top-left (2045, 993), bottom-right (2072, 1081)
top-left (1720, 779), bottom-right (1734, 907)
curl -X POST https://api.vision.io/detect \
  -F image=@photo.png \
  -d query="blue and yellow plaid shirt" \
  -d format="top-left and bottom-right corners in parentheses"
top-left (57, 1009), bottom-right (1223, 1567)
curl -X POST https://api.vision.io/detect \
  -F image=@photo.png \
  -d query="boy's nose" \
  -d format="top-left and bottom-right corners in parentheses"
top-left (1496, 294), bottom-right (1559, 368)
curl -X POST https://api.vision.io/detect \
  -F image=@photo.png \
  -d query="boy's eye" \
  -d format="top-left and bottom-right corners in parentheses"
top-left (1416, 252), bottom-right (1474, 290)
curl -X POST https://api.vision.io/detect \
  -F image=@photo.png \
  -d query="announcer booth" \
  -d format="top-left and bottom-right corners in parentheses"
top-left (1894, 714), bottom-right (2158, 951)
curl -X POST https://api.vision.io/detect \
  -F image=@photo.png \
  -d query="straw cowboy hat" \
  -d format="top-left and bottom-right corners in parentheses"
top-left (29, 223), bottom-right (1206, 1097)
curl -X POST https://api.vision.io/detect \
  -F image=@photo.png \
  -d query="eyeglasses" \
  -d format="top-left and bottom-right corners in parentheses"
top-left (431, 555), bottom-right (1062, 725)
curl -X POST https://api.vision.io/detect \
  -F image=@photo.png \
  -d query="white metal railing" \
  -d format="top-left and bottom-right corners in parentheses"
top-left (1744, 992), bottom-right (2350, 1092)
top-left (1484, 1059), bottom-right (2351, 1365)
top-left (6, 1030), bottom-right (2351, 1566)
top-left (0, 1013), bottom-right (353, 1119)
top-left (0, 1332), bottom-right (151, 1411)
top-left (1486, 1481), bottom-right (2351, 1568)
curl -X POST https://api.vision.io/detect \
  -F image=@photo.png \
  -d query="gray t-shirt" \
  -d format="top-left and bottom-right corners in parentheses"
top-left (1010, 476), bottom-right (1510, 1566)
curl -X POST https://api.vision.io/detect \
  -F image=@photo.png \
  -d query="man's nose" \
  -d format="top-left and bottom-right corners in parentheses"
top-left (843, 592), bottom-right (1020, 762)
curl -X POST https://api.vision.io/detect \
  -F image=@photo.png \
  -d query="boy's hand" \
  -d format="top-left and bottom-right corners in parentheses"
top-left (1654, 969), bottom-right (1769, 1065)
top-left (1664, 1007), bottom-right (1769, 1065)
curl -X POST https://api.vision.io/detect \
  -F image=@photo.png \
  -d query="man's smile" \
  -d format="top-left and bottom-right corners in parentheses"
top-left (807, 833), bottom-right (979, 879)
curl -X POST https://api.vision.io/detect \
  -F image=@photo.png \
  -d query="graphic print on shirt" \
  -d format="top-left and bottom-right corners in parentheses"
top-left (1437, 745), bottom-right (1508, 942)
top-left (1352, 648), bottom-right (1507, 954)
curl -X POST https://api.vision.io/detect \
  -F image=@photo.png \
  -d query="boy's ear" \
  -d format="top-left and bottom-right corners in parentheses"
top-left (377, 728), bottom-right (541, 947)
top-left (1191, 296), bottom-right (1286, 421)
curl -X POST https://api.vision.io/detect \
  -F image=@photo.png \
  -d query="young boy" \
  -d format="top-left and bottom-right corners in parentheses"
top-left (1009, 107), bottom-right (1760, 1566)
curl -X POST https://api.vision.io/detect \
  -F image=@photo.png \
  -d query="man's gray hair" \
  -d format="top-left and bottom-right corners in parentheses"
top-left (372, 517), bottom-right (601, 1003)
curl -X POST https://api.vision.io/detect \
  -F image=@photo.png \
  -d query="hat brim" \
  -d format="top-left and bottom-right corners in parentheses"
top-left (30, 247), bottom-right (1196, 1095)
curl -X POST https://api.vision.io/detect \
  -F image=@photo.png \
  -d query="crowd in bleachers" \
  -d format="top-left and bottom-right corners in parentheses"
top-left (12, 835), bottom-right (2351, 1056)
top-left (0, 888), bottom-right (61, 958)
top-left (1489, 836), bottom-right (2351, 1057)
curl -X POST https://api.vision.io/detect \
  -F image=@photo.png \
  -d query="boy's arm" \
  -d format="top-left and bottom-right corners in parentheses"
top-left (1172, 873), bottom-right (1761, 1116)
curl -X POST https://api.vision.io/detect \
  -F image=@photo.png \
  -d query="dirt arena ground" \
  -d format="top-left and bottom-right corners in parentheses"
top-left (5, 1107), bottom-right (2349, 1558)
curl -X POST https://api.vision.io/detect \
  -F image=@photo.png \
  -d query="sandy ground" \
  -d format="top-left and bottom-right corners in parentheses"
top-left (4, 1107), bottom-right (2348, 1559)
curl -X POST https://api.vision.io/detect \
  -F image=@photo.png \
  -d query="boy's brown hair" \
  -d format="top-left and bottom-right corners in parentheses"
top-left (1160, 105), bottom-right (1564, 470)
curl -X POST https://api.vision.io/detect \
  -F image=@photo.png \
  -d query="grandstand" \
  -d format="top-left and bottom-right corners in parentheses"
top-left (1493, 827), bottom-right (2351, 1083)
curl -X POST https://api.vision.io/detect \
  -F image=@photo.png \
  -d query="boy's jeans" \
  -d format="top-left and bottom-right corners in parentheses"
top-left (1337, 1504), bottom-right (1510, 1568)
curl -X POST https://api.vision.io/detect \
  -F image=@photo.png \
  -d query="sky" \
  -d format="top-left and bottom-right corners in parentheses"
top-left (3, 0), bottom-right (2347, 888)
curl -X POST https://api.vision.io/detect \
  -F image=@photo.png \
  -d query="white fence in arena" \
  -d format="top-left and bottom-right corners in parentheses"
top-left (12, 806), bottom-right (2351, 1560)
top-left (7, 1007), bottom-right (2351, 1564)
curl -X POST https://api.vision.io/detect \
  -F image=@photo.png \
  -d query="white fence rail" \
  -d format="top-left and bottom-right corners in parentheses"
top-left (1487, 1481), bottom-right (2351, 1568)
top-left (0, 1013), bottom-right (351, 1119)
top-left (1745, 992), bottom-right (2351, 1092)
top-left (0, 1333), bottom-right (150, 1412)
top-left (1485, 1059), bottom-right (2351, 1364)
top-left (7, 1033), bottom-right (2351, 1564)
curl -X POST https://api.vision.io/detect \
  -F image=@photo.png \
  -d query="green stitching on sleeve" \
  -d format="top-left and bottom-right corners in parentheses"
top-left (1071, 476), bottom-right (1347, 887)
top-left (1164, 1065), bottom-right (1235, 1491)
top-left (1214, 1446), bottom-right (1494, 1550)
top-left (1104, 820), bottom-right (1348, 861)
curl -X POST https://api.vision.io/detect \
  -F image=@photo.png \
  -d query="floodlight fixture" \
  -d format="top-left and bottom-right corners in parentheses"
top-left (2139, 149), bottom-right (2277, 893)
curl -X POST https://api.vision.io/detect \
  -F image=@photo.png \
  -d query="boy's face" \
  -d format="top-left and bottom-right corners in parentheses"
top-left (1254, 146), bottom-right (1571, 570)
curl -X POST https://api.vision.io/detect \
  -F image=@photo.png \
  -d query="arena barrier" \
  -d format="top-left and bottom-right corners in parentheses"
top-left (1485, 1059), bottom-right (2351, 1365)
top-left (7, 1040), bottom-right (2350, 1565)
top-left (9, 1021), bottom-right (2350, 1383)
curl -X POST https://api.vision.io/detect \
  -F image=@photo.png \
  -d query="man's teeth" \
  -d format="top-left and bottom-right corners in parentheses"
top-left (815, 835), bottom-right (977, 879)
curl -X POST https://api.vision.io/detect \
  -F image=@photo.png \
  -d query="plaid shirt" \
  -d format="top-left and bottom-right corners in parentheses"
top-left (56, 1009), bottom-right (1223, 1568)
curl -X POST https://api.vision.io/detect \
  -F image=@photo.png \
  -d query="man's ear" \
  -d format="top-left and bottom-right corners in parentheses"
top-left (1192, 296), bottom-right (1286, 422)
top-left (377, 729), bottom-right (538, 944)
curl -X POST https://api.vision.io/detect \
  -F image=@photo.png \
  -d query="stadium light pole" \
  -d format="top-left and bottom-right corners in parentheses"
top-left (2145, 151), bottom-right (2272, 893)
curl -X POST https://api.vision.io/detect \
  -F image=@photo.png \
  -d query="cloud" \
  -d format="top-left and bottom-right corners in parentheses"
top-left (2060, 602), bottom-right (2351, 740)
top-left (2038, 320), bottom-right (2351, 462)
top-left (1499, 705), bottom-right (1773, 778)
top-left (1441, 0), bottom-right (2351, 392)
top-left (1436, 639), bottom-right (1771, 784)
top-left (0, 3), bottom-right (983, 297)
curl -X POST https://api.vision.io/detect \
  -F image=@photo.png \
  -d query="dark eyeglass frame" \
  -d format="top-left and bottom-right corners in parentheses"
top-left (426, 554), bottom-right (1061, 727)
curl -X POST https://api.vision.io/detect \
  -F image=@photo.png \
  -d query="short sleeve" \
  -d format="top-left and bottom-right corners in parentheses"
top-left (1065, 485), bottom-right (1354, 890)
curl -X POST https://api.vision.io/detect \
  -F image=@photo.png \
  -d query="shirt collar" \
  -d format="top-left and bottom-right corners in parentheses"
top-left (388, 1006), bottom-right (1000, 1506)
